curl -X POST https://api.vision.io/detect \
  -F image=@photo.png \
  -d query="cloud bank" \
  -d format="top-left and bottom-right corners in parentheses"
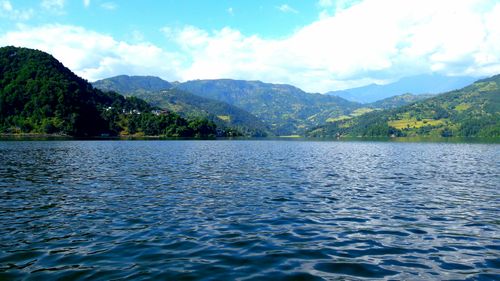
top-left (1, 0), bottom-right (499, 92)
top-left (0, 25), bottom-right (183, 82)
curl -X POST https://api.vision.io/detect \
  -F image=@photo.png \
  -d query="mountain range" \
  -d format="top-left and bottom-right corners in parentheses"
top-left (94, 76), bottom-right (270, 136)
top-left (93, 74), bottom-right (499, 138)
top-left (327, 74), bottom-right (479, 103)
top-left (94, 77), bottom-right (362, 135)
top-left (310, 75), bottom-right (500, 138)
top-left (175, 79), bottom-right (363, 135)
top-left (1, 46), bottom-right (498, 139)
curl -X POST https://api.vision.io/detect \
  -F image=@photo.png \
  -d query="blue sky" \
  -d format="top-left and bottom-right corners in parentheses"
top-left (1, 1), bottom-right (337, 39)
top-left (1, 0), bottom-right (499, 92)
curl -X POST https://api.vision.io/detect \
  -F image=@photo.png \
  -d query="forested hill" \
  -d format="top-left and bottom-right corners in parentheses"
top-left (176, 79), bottom-right (361, 135)
top-left (308, 75), bottom-right (500, 138)
top-left (0, 46), bottom-right (217, 137)
top-left (368, 93), bottom-right (435, 109)
top-left (122, 89), bottom-right (271, 137)
top-left (92, 76), bottom-right (271, 137)
top-left (92, 75), bottom-right (172, 94)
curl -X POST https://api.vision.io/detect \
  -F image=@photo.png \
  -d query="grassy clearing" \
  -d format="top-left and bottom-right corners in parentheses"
top-left (454, 103), bottom-right (471, 111)
top-left (326, 108), bottom-right (375, 123)
top-left (388, 119), bottom-right (445, 130)
top-left (326, 115), bottom-right (351, 122)
top-left (217, 115), bottom-right (231, 122)
top-left (475, 81), bottom-right (498, 92)
top-left (351, 108), bottom-right (374, 116)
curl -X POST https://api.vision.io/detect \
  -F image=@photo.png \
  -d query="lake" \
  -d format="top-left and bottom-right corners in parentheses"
top-left (0, 140), bottom-right (499, 280)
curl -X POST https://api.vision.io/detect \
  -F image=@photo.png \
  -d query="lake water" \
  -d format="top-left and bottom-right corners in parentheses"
top-left (0, 140), bottom-right (499, 280)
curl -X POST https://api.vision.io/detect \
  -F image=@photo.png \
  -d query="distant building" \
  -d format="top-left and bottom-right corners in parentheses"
top-left (151, 109), bottom-right (170, 116)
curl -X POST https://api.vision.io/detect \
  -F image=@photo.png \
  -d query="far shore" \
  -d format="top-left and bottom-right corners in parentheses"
top-left (1, 133), bottom-right (499, 144)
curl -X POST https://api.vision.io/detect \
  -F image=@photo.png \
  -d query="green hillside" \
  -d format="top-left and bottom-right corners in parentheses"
top-left (93, 76), bottom-right (270, 137)
top-left (0, 46), bottom-right (216, 138)
top-left (129, 89), bottom-right (270, 137)
top-left (176, 79), bottom-right (361, 135)
top-left (368, 93), bottom-right (435, 109)
top-left (308, 75), bottom-right (500, 138)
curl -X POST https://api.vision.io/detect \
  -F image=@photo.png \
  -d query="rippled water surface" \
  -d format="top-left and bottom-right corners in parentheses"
top-left (0, 140), bottom-right (499, 280)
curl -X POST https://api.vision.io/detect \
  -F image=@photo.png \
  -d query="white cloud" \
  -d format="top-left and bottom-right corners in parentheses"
top-left (0, 1), bottom-right (34, 20)
top-left (277, 4), bottom-right (298, 14)
top-left (163, 26), bottom-right (273, 81)
top-left (2, 0), bottom-right (500, 93)
top-left (100, 2), bottom-right (117, 10)
top-left (227, 7), bottom-right (234, 16)
top-left (83, 0), bottom-right (90, 8)
top-left (317, 0), bottom-right (362, 16)
top-left (41, 0), bottom-right (65, 14)
top-left (1, 0), bottom-right (11, 11)
top-left (0, 24), bottom-right (183, 82)
top-left (317, 0), bottom-right (333, 8)
top-left (163, 0), bottom-right (500, 92)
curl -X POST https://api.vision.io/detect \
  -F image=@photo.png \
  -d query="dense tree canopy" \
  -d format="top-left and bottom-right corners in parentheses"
top-left (0, 46), bottom-right (217, 137)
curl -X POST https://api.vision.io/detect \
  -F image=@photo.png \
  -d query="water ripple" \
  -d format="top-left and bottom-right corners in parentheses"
top-left (0, 140), bottom-right (499, 280)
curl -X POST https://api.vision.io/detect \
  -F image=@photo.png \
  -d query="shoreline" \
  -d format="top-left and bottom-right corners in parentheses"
top-left (1, 134), bottom-right (498, 143)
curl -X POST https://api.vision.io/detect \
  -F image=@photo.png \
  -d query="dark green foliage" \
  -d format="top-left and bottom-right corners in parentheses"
top-left (119, 113), bottom-right (215, 137)
top-left (441, 127), bottom-right (453, 137)
top-left (0, 46), bottom-right (216, 138)
top-left (309, 75), bottom-right (500, 138)
top-left (1, 46), bottom-right (106, 136)
top-left (458, 115), bottom-right (499, 137)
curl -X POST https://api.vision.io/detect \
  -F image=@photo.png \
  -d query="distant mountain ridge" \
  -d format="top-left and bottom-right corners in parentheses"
top-left (8, 47), bottom-right (495, 139)
top-left (93, 75), bottom-right (172, 93)
top-left (368, 93), bottom-right (435, 109)
top-left (327, 74), bottom-right (479, 103)
top-left (176, 79), bottom-right (361, 135)
top-left (309, 75), bottom-right (500, 138)
top-left (92, 73), bottom-right (496, 138)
